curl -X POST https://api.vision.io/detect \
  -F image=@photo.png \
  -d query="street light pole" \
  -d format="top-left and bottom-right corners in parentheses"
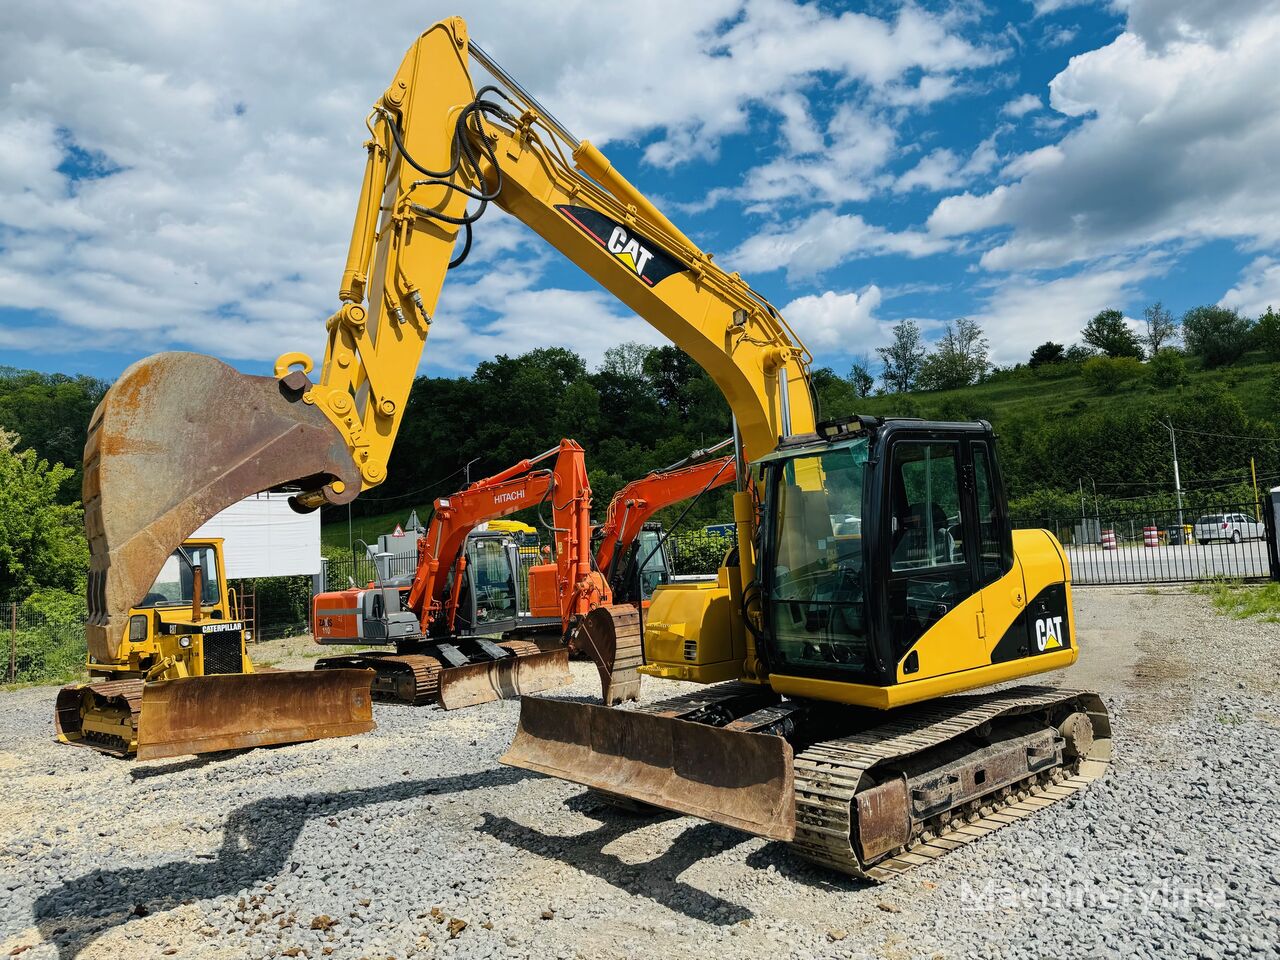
top-left (1163, 419), bottom-right (1184, 527)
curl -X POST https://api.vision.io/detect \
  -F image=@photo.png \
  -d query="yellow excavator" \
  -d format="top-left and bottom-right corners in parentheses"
top-left (81, 16), bottom-right (1109, 874)
top-left (59, 537), bottom-right (374, 760)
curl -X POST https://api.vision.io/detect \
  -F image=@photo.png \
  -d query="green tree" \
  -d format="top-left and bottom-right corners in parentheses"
top-left (0, 429), bottom-right (88, 602)
top-left (1029, 342), bottom-right (1065, 368)
top-left (1082, 309), bottom-right (1144, 359)
top-left (1255, 306), bottom-right (1280, 360)
top-left (0, 370), bottom-right (108, 503)
top-left (917, 318), bottom-right (990, 391)
top-left (1142, 301), bottom-right (1177, 355)
top-left (876, 320), bottom-right (926, 393)
top-left (1063, 344), bottom-right (1095, 363)
top-left (1182, 305), bottom-right (1254, 367)
top-left (1148, 348), bottom-right (1189, 388)
top-left (848, 355), bottom-right (875, 398)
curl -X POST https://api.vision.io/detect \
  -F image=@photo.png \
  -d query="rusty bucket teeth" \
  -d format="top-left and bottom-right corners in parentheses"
top-left (83, 352), bottom-right (361, 663)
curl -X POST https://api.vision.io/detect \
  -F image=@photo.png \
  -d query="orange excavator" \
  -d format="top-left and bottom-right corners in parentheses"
top-left (312, 439), bottom-right (606, 708)
top-left (311, 440), bottom-right (737, 709)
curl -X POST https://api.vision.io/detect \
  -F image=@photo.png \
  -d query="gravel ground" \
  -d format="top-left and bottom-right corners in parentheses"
top-left (1, 588), bottom-right (1278, 960)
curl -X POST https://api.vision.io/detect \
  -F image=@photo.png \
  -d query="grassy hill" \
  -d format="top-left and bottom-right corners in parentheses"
top-left (853, 350), bottom-right (1280, 426)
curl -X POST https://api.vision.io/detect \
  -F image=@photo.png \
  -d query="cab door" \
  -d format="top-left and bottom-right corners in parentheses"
top-left (965, 438), bottom-right (1021, 658)
top-left (882, 436), bottom-right (983, 679)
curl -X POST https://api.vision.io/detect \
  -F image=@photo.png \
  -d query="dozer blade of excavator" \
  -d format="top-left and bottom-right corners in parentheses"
top-left (438, 649), bottom-right (572, 711)
top-left (83, 352), bottom-right (361, 662)
top-left (501, 695), bottom-right (796, 840)
top-left (134, 668), bottom-right (375, 761)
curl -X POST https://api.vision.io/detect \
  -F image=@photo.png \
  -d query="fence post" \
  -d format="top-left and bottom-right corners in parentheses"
top-left (9, 603), bottom-right (16, 683)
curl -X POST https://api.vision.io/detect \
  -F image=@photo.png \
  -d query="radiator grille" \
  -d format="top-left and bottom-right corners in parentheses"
top-left (202, 631), bottom-right (243, 675)
top-left (683, 640), bottom-right (697, 662)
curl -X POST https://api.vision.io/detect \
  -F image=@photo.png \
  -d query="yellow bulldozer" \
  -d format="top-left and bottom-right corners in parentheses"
top-left (57, 537), bottom-right (374, 761)
top-left (76, 15), bottom-right (1109, 874)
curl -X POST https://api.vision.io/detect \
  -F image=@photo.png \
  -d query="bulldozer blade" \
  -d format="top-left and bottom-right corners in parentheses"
top-left (134, 668), bottom-right (375, 761)
top-left (572, 605), bottom-right (643, 705)
top-left (501, 695), bottom-right (796, 840)
top-left (438, 649), bottom-right (571, 711)
top-left (83, 352), bottom-right (361, 663)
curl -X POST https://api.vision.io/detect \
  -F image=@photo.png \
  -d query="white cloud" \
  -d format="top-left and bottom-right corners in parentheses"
top-left (0, 0), bottom-right (1001, 374)
top-left (1001, 93), bottom-right (1043, 117)
top-left (780, 287), bottom-right (883, 351)
top-left (970, 262), bottom-right (1157, 363)
top-left (731, 210), bottom-right (950, 281)
top-left (1029, 0), bottom-right (1099, 14)
top-left (928, 3), bottom-right (1280, 272)
top-left (894, 149), bottom-right (963, 194)
top-left (1219, 257), bottom-right (1280, 316)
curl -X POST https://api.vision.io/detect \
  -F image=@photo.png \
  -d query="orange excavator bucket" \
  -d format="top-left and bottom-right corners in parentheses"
top-left (83, 352), bottom-right (360, 662)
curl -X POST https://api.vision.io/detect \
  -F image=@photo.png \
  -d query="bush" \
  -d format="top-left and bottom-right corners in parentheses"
top-left (8, 588), bottom-right (86, 684)
top-left (1148, 348), bottom-right (1189, 388)
top-left (1256, 306), bottom-right (1280, 360)
top-left (1182, 305), bottom-right (1253, 367)
top-left (1082, 356), bottom-right (1146, 394)
top-left (670, 532), bottom-right (733, 576)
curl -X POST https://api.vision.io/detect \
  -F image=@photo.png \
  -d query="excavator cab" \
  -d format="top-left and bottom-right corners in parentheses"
top-left (441, 532), bottom-right (522, 636)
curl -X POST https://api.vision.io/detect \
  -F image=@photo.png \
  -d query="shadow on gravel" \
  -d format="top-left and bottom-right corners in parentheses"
top-left (32, 766), bottom-right (533, 960)
top-left (128, 751), bottom-right (244, 780)
top-left (477, 807), bottom-right (754, 924)
top-left (743, 843), bottom-right (873, 891)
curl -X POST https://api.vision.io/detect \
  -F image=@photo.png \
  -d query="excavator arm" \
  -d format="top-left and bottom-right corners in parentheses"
top-left (85, 15), bottom-right (814, 674)
top-left (595, 454), bottom-right (737, 595)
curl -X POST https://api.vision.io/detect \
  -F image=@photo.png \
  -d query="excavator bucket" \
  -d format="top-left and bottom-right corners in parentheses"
top-left (134, 668), bottom-right (375, 761)
top-left (500, 696), bottom-right (796, 840)
top-left (572, 605), bottom-right (643, 705)
top-left (438, 647), bottom-right (572, 711)
top-left (83, 352), bottom-right (360, 663)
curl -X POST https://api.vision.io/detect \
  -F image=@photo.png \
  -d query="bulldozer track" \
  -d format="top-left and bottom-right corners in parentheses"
top-left (791, 686), bottom-right (1112, 881)
top-left (54, 679), bottom-right (144, 757)
top-left (315, 653), bottom-right (443, 705)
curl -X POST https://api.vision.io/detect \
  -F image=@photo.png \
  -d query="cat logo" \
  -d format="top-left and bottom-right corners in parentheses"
top-left (1034, 615), bottom-right (1065, 652)
top-left (606, 225), bottom-right (654, 276)
top-left (555, 204), bottom-right (688, 288)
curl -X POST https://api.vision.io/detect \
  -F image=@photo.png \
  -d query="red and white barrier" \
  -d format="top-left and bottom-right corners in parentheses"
top-left (1102, 529), bottom-right (1117, 550)
top-left (1143, 526), bottom-right (1159, 548)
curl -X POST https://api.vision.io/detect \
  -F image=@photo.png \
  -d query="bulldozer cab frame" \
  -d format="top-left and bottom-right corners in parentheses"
top-left (89, 537), bottom-right (249, 679)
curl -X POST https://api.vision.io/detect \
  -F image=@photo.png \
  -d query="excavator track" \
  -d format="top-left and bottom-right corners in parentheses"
top-left (791, 686), bottom-right (1111, 881)
top-left (314, 653), bottom-right (443, 705)
top-left (54, 679), bottom-right (144, 756)
top-left (505, 684), bottom-right (1110, 878)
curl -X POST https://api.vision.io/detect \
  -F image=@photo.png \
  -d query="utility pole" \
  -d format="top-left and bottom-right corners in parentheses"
top-left (1252, 456), bottom-right (1261, 520)
top-left (1163, 419), bottom-right (1184, 527)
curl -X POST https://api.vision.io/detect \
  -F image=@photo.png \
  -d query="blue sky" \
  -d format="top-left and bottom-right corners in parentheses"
top-left (2, 0), bottom-right (1278, 383)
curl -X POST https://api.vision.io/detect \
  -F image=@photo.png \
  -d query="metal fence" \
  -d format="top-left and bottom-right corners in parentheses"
top-left (1, 600), bottom-right (85, 684)
top-left (1014, 500), bottom-right (1278, 585)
